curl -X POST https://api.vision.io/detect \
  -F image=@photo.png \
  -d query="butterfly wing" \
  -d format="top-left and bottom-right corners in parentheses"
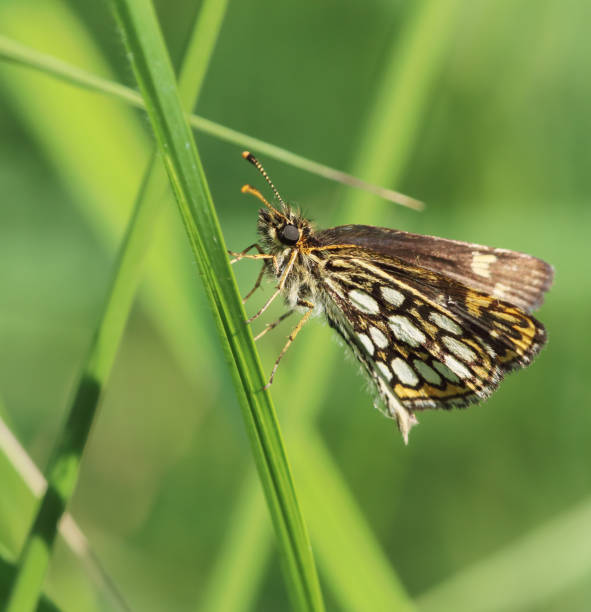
top-left (316, 225), bottom-right (554, 312)
top-left (315, 244), bottom-right (549, 442)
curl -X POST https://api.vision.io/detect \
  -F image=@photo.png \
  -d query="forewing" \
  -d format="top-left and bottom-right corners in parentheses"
top-left (316, 225), bottom-right (554, 312)
top-left (317, 247), bottom-right (547, 441)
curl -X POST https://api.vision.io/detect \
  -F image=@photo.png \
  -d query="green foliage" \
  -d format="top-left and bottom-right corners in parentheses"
top-left (0, 554), bottom-right (63, 612)
top-left (1, 0), bottom-right (590, 611)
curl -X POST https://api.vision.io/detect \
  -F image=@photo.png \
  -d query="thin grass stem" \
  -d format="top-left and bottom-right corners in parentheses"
top-left (0, 34), bottom-right (422, 210)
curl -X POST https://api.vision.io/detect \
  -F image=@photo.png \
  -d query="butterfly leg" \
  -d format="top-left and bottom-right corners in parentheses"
top-left (229, 243), bottom-right (275, 266)
top-left (264, 300), bottom-right (314, 390)
top-left (229, 244), bottom-right (279, 303)
top-left (242, 261), bottom-right (268, 304)
top-left (247, 249), bottom-right (297, 324)
top-left (254, 310), bottom-right (295, 341)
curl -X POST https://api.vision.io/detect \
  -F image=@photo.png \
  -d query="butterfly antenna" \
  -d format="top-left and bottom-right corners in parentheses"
top-left (242, 151), bottom-right (288, 210)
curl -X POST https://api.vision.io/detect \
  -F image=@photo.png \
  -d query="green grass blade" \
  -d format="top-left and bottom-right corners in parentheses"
top-left (295, 432), bottom-right (413, 612)
top-left (108, 1), bottom-right (324, 611)
top-left (200, 472), bottom-right (272, 612)
top-left (0, 34), bottom-right (420, 210)
top-left (2, 1), bottom-right (227, 610)
top-left (340, 0), bottom-right (463, 212)
top-left (0, 416), bottom-right (130, 611)
top-left (417, 497), bottom-right (591, 612)
top-left (175, 0), bottom-right (229, 104)
top-left (0, 553), bottom-right (62, 612)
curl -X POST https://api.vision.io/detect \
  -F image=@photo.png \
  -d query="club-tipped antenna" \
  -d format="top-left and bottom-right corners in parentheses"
top-left (242, 151), bottom-right (288, 209)
top-left (240, 184), bottom-right (290, 222)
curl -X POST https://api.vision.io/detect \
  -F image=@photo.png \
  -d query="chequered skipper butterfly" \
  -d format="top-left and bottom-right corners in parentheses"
top-left (231, 152), bottom-right (554, 443)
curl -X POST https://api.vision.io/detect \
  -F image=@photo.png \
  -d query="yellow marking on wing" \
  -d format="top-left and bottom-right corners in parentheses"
top-left (395, 382), bottom-right (471, 400)
top-left (491, 307), bottom-right (540, 356)
top-left (394, 344), bottom-right (410, 359)
top-left (499, 350), bottom-right (518, 364)
top-left (494, 310), bottom-right (521, 324)
top-left (421, 319), bottom-right (439, 337)
top-left (472, 365), bottom-right (489, 379)
top-left (465, 291), bottom-right (494, 317)
top-left (462, 338), bottom-right (493, 369)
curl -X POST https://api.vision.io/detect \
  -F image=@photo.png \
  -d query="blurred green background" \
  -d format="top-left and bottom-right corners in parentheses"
top-left (1, 0), bottom-right (590, 610)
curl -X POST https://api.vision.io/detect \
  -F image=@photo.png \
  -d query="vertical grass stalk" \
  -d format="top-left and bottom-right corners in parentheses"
top-left (109, 1), bottom-right (324, 611)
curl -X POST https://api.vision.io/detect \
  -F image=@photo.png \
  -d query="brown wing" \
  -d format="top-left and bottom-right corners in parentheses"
top-left (316, 225), bottom-right (554, 312)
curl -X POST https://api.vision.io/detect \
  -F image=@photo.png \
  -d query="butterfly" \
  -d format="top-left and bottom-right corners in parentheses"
top-left (231, 152), bottom-right (554, 443)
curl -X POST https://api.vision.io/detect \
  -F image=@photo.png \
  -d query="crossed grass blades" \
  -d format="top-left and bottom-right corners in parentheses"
top-left (231, 152), bottom-right (554, 443)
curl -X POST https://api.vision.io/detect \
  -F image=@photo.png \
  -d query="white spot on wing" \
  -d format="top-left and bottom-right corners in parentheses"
top-left (369, 326), bottom-right (388, 348)
top-left (413, 360), bottom-right (442, 385)
top-left (471, 252), bottom-right (497, 278)
top-left (391, 358), bottom-right (419, 386)
top-left (442, 336), bottom-right (477, 362)
top-left (380, 286), bottom-right (405, 307)
top-left (357, 333), bottom-right (374, 356)
top-left (484, 343), bottom-right (497, 358)
top-left (325, 278), bottom-right (344, 299)
top-left (348, 289), bottom-right (380, 314)
top-left (444, 354), bottom-right (472, 379)
top-left (429, 312), bottom-right (462, 335)
top-left (388, 315), bottom-right (426, 347)
top-left (376, 361), bottom-right (393, 381)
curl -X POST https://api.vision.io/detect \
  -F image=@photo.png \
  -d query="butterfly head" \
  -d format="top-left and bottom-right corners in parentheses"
top-left (241, 151), bottom-right (313, 255)
top-left (257, 204), bottom-right (314, 253)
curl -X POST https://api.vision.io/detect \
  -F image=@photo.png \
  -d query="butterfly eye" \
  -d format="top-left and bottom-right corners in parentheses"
top-left (279, 224), bottom-right (300, 245)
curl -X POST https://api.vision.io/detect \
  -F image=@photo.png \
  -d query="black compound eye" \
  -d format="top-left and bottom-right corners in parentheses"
top-left (279, 224), bottom-right (300, 245)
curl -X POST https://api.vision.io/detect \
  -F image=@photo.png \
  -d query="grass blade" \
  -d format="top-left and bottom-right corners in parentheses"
top-left (295, 432), bottom-right (413, 612)
top-left (108, 1), bottom-right (324, 611)
top-left (417, 497), bottom-right (591, 612)
top-left (0, 554), bottom-right (62, 612)
top-left (3, 1), bottom-right (227, 610)
top-left (200, 472), bottom-right (272, 612)
top-left (0, 416), bottom-right (130, 611)
top-left (0, 34), bottom-right (421, 209)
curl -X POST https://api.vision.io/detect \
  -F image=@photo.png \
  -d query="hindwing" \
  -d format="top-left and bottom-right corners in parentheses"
top-left (317, 246), bottom-right (547, 441)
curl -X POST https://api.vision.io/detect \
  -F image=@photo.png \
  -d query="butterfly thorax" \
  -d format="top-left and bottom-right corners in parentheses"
top-left (257, 206), bottom-right (326, 309)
